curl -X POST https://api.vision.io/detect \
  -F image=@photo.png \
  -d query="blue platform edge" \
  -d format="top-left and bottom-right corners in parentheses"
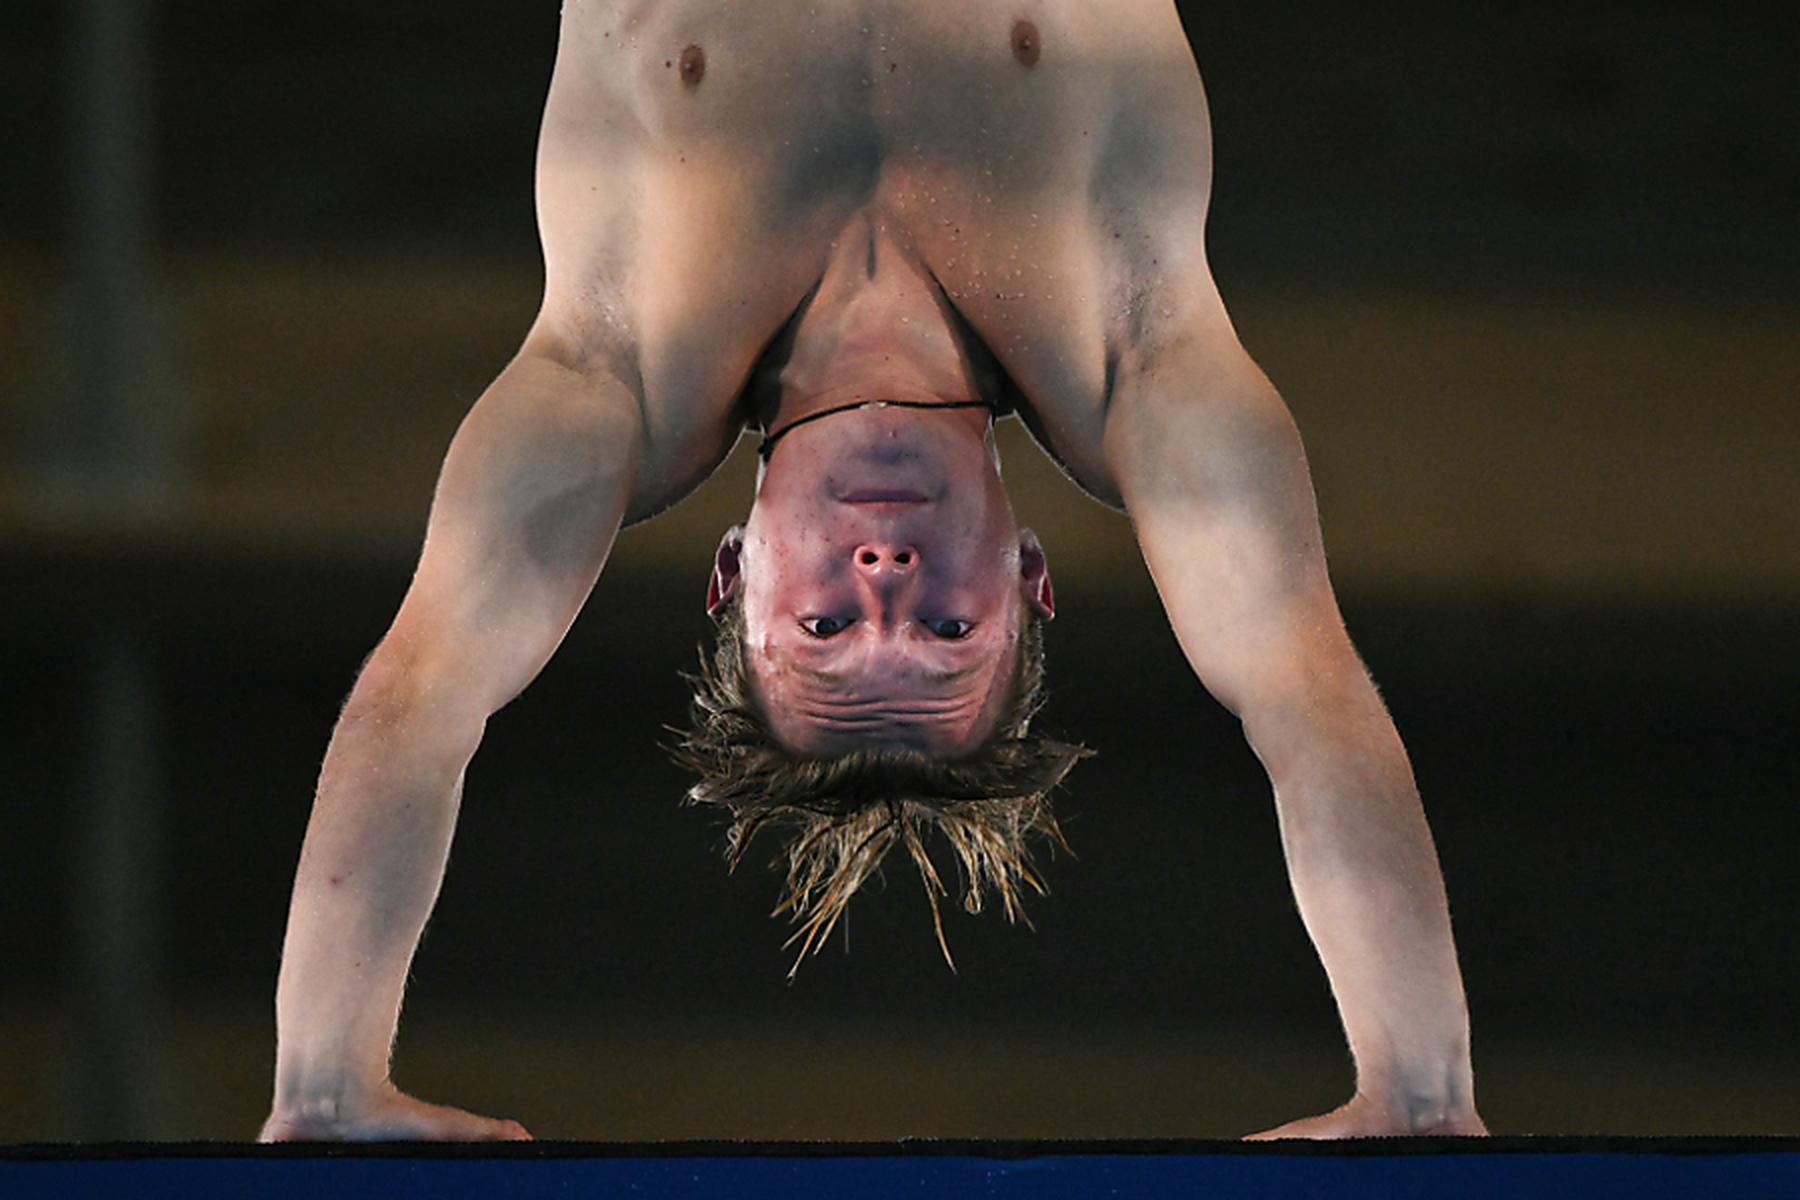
top-left (6, 1139), bottom-right (1799, 1200)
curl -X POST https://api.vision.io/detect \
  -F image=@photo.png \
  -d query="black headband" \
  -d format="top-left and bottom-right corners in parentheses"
top-left (757, 398), bottom-right (998, 462)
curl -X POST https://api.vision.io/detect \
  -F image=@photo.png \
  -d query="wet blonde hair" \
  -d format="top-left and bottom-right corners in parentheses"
top-left (666, 598), bottom-right (1093, 975)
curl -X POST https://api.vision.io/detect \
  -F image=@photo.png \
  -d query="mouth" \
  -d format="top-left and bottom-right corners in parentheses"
top-left (839, 489), bottom-right (930, 503)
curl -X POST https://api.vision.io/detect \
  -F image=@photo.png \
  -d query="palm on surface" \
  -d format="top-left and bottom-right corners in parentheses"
top-left (259, 1082), bottom-right (531, 1143)
top-left (1247, 1093), bottom-right (1489, 1140)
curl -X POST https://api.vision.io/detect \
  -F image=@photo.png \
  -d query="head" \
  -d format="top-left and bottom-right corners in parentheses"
top-left (668, 401), bottom-right (1092, 972)
top-left (717, 399), bottom-right (1055, 756)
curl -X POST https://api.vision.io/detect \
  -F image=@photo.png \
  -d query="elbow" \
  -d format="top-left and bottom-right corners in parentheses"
top-left (339, 639), bottom-right (489, 764)
top-left (1237, 673), bottom-right (1408, 798)
top-left (1239, 700), bottom-right (1320, 793)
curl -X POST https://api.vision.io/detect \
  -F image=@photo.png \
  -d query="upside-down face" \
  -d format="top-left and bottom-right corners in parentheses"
top-left (710, 402), bottom-right (1054, 759)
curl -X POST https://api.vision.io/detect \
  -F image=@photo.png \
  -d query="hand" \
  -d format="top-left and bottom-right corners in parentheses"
top-left (259, 1081), bottom-right (533, 1142)
top-left (1244, 1092), bottom-right (1488, 1140)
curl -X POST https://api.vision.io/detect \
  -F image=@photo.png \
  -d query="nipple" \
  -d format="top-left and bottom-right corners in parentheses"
top-left (679, 43), bottom-right (706, 87)
top-left (1010, 20), bottom-right (1040, 67)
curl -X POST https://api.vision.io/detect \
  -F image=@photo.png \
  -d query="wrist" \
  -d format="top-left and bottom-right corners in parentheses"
top-left (271, 1063), bottom-right (392, 1125)
top-left (1358, 1057), bottom-right (1477, 1133)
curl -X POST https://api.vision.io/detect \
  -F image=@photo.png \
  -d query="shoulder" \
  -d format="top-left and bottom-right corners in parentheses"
top-left (519, 308), bottom-right (747, 527)
top-left (1100, 287), bottom-right (1299, 519)
top-left (1086, 16), bottom-right (1224, 416)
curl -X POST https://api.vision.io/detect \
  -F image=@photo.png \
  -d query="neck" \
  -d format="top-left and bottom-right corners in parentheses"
top-left (758, 380), bottom-right (986, 428)
top-left (757, 391), bottom-right (998, 464)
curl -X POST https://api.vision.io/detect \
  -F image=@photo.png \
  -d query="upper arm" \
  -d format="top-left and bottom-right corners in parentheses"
top-left (1087, 39), bottom-right (1387, 768)
top-left (363, 332), bottom-right (644, 725)
top-left (1102, 303), bottom-right (1370, 749)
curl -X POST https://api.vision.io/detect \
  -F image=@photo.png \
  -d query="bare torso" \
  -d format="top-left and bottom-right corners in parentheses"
top-left (533, 0), bottom-right (1216, 521)
top-left (263, 4), bottom-right (1487, 1144)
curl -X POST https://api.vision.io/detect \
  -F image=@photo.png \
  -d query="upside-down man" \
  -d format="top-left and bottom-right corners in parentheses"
top-left (259, 0), bottom-right (1487, 1142)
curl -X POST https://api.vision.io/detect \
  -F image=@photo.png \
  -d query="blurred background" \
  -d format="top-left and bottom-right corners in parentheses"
top-left (2, 0), bottom-right (1796, 1143)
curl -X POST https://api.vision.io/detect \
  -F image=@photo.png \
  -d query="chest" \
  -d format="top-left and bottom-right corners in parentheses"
top-left (551, 0), bottom-right (1205, 516)
top-left (571, 1), bottom-right (1129, 203)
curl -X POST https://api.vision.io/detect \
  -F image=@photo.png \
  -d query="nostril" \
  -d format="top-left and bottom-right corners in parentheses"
top-left (860, 551), bottom-right (879, 565)
top-left (894, 551), bottom-right (912, 565)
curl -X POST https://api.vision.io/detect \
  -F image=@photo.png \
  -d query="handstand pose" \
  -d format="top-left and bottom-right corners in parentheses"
top-left (260, 0), bottom-right (1485, 1141)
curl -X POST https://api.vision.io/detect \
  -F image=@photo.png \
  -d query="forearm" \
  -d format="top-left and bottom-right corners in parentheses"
top-left (1250, 694), bottom-right (1476, 1125)
top-left (270, 688), bottom-right (481, 1118)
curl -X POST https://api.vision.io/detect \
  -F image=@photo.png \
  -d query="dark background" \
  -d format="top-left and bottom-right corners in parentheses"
top-left (1, 1), bottom-right (1796, 1141)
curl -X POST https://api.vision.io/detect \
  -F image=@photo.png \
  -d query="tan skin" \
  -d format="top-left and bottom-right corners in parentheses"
top-left (712, 394), bottom-right (1055, 757)
top-left (260, 0), bottom-right (1484, 1141)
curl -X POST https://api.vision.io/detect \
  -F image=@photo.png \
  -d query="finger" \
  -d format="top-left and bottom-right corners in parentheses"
top-left (386, 1098), bottom-right (532, 1142)
top-left (1242, 1117), bottom-right (1320, 1141)
top-left (434, 1114), bottom-right (531, 1141)
top-left (1242, 1101), bottom-right (1372, 1140)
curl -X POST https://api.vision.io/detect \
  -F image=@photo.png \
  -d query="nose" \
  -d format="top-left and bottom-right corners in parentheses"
top-left (854, 543), bottom-right (918, 575)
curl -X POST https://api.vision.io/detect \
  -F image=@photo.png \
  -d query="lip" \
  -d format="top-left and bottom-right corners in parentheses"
top-left (839, 490), bottom-right (929, 503)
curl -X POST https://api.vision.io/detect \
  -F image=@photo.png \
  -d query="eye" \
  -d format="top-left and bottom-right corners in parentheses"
top-left (927, 619), bottom-right (975, 640)
top-left (800, 616), bottom-right (852, 638)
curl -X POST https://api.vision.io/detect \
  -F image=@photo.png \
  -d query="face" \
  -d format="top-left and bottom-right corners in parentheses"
top-left (707, 404), bottom-right (1053, 758)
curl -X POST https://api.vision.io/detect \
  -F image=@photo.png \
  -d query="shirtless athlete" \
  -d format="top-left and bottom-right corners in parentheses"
top-left (259, 0), bottom-right (1485, 1141)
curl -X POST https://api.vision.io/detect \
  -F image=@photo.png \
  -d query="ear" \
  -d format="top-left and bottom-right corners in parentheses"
top-left (706, 524), bottom-right (745, 616)
top-left (1017, 527), bottom-right (1054, 621)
